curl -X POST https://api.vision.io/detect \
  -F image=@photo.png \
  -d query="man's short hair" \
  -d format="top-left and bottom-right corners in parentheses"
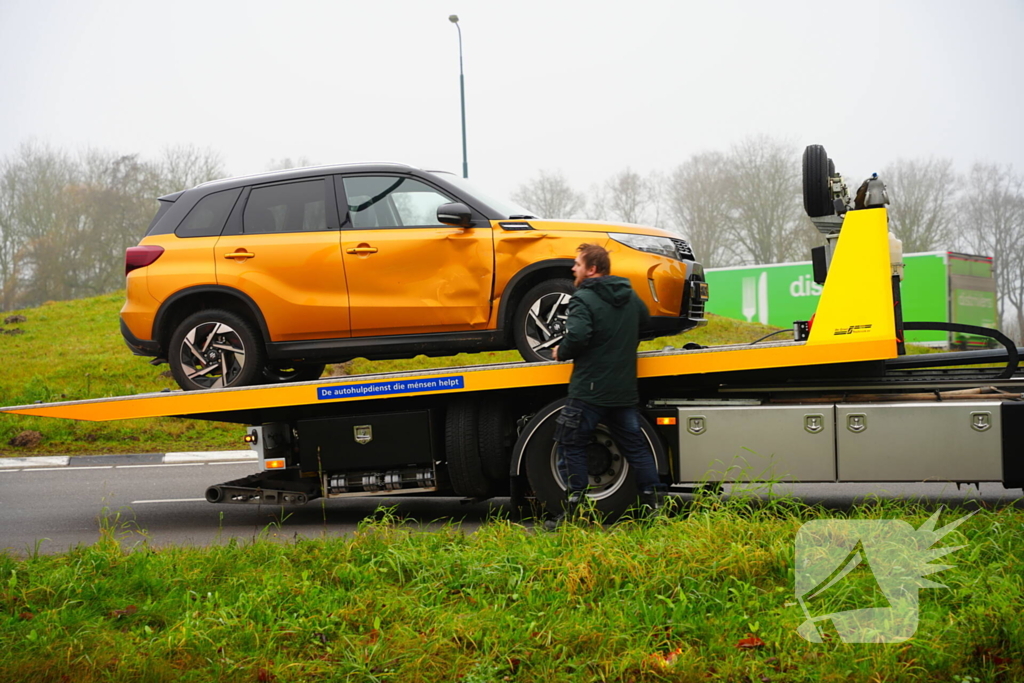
top-left (577, 243), bottom-right (611, 276)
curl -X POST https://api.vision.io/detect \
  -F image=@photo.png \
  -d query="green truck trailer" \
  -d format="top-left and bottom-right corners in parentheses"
top-left (705, 251), bottom-right (998, 348)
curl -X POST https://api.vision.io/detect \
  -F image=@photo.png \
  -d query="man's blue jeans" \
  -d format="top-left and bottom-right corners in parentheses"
top-left (554, 398), bottom-right (661, 494)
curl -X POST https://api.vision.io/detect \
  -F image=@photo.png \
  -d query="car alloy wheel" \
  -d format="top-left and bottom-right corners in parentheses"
top-left (513, 278), bottom-right (575, 363)
top-left (178, 322), bottom-right (247, 389)
top-left (168, 309), bottom-right (266, 391)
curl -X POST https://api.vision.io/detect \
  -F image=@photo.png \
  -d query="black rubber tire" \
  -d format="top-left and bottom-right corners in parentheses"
top-left (169, 309), bottom-right (266, 391)
top-left (444, 397), bottom-right (493, 498)
top-left (802, 144), bottom-right (834, 218)
top-left (513, 278), bottom-right (575, 363)
top-left (478, 399), bottom-right (515, 482)
top-left (262, 362), bottom-right (327, 384)
top-left (516, 398), bottom-right (664, 522)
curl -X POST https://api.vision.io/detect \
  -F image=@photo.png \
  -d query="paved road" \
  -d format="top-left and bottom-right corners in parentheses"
top-left (1, 456), bottom-right (1021, 555)
top-left (0, 459), bottom-right (502, 555)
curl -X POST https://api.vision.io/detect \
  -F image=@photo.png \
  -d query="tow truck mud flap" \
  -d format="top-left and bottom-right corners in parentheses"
top-left (206, 471), bottom-right (321, 505)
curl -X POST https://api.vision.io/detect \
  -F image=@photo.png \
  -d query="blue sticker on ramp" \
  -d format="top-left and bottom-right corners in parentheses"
top-left (317, 375), bottom-right (465, 400)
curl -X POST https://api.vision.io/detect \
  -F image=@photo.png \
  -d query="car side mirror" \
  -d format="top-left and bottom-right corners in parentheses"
top-left (437, 202), bottom-right (473, 228)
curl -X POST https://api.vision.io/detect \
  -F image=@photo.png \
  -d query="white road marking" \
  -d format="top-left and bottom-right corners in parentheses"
top-left (54, 466), bottom-right (114, 471)
top-left (131, 498), bottom-right (207, 504)
top-left (116, 463), bottom-right (205, 469)
top-left (18, 466), bottom-right (113, 472)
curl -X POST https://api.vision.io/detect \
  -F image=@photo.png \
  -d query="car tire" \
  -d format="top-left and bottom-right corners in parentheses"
top-left (513, 278), bottom-right (575, 363)
top-left (262, 362), bottom-right (327, 384)
top-left (169, 309), bottom-right (266, 391)
top-left (444, 397), bottom-right (493, 498)
top-left (803, 144), bottom-right (834, 218)
top-left (517, 398), bottom-right (663, 522)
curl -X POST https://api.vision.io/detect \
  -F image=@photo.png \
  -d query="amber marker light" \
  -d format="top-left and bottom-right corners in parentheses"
top-left (264, 459), bottom-right (286, 470)
top-left (656, 417), bottom-right (677, 426)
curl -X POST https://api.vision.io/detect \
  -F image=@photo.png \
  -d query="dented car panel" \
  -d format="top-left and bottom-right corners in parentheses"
top-left (341, 226), bottom-right (494, 337)
top-left (215, 230), bottom-right (351, 342)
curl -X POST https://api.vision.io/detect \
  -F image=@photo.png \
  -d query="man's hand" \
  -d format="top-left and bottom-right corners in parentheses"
top-left (552, 345), bottom-right (559, 361)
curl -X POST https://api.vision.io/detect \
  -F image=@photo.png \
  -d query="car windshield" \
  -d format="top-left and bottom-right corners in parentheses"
top-left (428, 171), bottom-right (537, 219)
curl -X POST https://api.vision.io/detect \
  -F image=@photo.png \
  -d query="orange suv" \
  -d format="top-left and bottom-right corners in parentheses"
top-left (121, 164), bottom-right (708, 390)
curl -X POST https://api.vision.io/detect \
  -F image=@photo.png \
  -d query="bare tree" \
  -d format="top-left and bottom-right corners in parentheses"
top-left (600, 167), bottom-right (660, 225)
top-left (0, 142), bottom-right (224, 311)
top-left (725, 135), bottom-right (804, 264)
top-left (0, 159), bottom-right (21, 311)
top-left (511, 170), bottom-right (586, 219)
top-left (665, 152), bottom-right (737, 268)
top-left (957, 163), bottom-right (1024, 340)
top-left (159, 144), bottom-right (225, 194)
top-left (882, 157), bottom-right (958, 253)
top-left (77, 150), bottom-right (164, 294)
top-left (266, 156), bottom-right (315, 171)
top-left (1, 143), bottom-right (81, 307)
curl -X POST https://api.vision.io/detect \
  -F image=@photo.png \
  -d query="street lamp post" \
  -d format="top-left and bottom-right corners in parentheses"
top-left (449, 14), bottom-right (468, 178)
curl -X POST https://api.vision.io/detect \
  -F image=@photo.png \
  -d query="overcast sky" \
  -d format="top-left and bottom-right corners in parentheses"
top-left (1, 0), bottom-right (1021, 201)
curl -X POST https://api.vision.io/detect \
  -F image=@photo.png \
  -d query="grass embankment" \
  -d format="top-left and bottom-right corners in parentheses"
top-left (1, 497), bottom-right (1020, 682)
top-left (0, 292), bottom-right (779, 456)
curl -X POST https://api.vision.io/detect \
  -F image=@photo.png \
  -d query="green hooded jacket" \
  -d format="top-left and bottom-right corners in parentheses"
top-left (556, 275), bottom-right (651, 407)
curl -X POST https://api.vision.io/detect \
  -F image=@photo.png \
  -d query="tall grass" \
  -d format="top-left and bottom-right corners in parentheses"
top-left (0, 494), bottom-right (1019, 682)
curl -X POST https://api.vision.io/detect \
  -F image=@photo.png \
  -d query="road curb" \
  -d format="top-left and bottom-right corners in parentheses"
top-left (0, 456), bottom-right (70, 469)
top-left (164, 450), bottom-right (257, 463)
top-left (0, 450), bottom-right (256, 469)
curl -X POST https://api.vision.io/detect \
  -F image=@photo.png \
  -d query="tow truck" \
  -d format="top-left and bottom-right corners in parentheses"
top-left (3, 147), bottom-right (1022, 519)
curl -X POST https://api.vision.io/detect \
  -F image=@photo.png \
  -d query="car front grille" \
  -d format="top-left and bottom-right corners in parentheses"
top-left (686, 263), bottom-right (706, 320)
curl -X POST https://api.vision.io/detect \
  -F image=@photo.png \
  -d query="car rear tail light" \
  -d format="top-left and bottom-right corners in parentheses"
top-left (125, 245), bottom-right (165, 275)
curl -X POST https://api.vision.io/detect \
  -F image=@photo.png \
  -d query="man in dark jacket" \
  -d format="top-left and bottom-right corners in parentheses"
top-left (548, 243), bottom-right (662, 528)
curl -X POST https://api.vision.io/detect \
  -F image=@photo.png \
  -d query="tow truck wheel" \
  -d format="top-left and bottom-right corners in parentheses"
top-left (169, 309), bottom-right (266, 391)
top-left (513, 278), bottom-right (575, 363)
top-left (262, 362), bottom-right (327, 384)
top-left (478, 399), bottom-right (515, 483)
top-left (517, 399), bottom-right (663, 522)
top-left (803, 144), bottom-right (835, 218)
top-left (445, 397), bottom-right (493, 498)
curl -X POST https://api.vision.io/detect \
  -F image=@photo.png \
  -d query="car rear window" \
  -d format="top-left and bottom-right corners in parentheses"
top-left (243, 179), bottom-right (326, 234)
top-left (174, 188), bottom-right (242, 238)
top-left (144, 200), bottom-right (175, 236)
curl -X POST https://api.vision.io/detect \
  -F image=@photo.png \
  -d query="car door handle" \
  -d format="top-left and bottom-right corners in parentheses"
top-left (346, 247), bottom-right (378, 254)
top-left (223, 251), bottom-right (256, 260)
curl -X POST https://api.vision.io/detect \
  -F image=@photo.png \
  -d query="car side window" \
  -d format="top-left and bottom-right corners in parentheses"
top-left (243, 179), bottom-right (327, 234)
top-left (174, 188), bottom-right (241, 238)
top-left (342, 176), bottom-right (452, 229)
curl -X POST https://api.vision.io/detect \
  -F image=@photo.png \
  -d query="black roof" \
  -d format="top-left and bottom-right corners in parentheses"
top-left (160, 162), bottom-right (428, 201)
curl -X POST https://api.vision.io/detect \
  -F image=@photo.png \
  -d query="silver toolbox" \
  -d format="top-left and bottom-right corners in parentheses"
top-left (675, 405), bottom-right (836, 483)
top-left (836, 402), bottom-right (1003, 482)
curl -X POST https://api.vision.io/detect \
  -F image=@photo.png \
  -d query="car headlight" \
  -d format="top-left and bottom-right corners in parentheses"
top-left (609, 233), bottom-right (680, 260)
